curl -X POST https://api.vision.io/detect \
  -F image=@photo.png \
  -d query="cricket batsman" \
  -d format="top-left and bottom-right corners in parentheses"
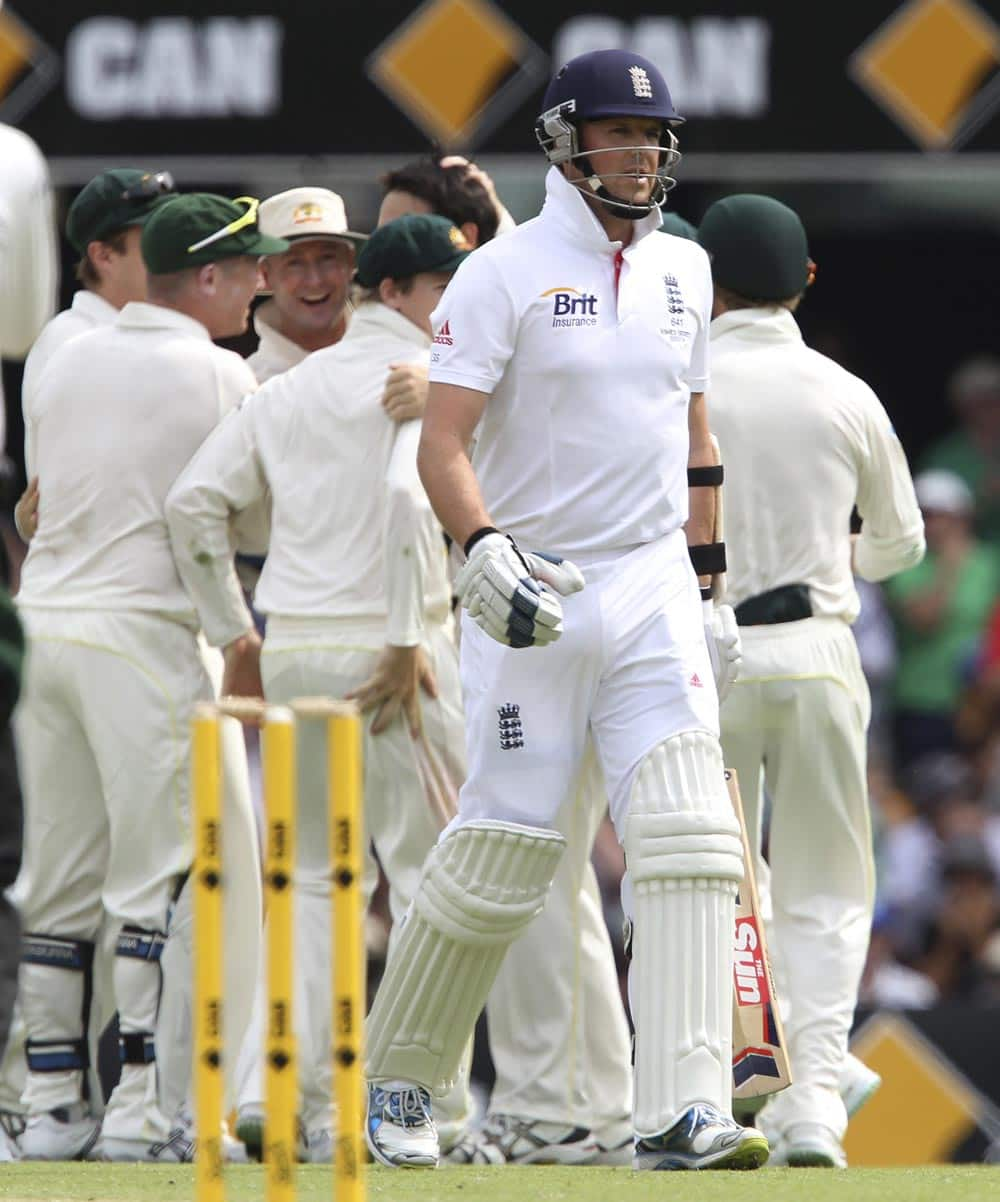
top-left (700, 195), bottom-right (925, 1166)
top-left (363, 49), bottom-right (765, 1171)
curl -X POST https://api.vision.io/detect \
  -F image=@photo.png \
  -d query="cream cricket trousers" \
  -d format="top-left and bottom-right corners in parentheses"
top-left (233, 616), bottom-right (469, 1135)
top-left (13, 609), bottom-right (260, 1139)
top-left (719, 616), bottom-right (874, 1141)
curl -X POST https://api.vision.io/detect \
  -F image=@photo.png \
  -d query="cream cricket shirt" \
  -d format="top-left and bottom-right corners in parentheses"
top-left (21, 290), bottom-right (119, 476)
top-left (429, 166), bottom-right (713, 559)
top-left (167, 303), bottom-right (450, 648)
top-left (708, 307), bottom-right (925, 622)
top-left (18, 302), bottom-right (257, 623)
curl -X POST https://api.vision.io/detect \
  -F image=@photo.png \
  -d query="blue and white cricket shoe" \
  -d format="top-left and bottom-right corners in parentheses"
top-left (634, 1103), bottom-right (769, 1171)
top-left (366, 1082), bottom-right (438, 1168)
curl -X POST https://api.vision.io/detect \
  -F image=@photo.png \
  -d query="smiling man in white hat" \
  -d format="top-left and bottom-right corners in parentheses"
top-left (248, 187), bottom-right (366, 383)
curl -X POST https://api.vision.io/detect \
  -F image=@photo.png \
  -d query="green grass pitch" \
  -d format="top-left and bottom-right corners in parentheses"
top-left (0, 1164), bottom-right (996, 1202)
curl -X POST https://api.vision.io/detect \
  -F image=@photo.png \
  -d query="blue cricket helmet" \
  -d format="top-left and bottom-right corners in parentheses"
top-left (535, 49), bottom-right (684, 219)
top-left (541, 49), bottom-right (683, 126)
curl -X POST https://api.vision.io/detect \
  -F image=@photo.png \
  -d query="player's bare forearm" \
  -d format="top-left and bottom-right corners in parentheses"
top-left (685, 392), bottom-right (716, 583)
top-left (417, 381), bottom-right (493, 549)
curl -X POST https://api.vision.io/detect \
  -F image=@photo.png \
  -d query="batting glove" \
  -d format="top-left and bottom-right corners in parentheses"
top-left (703, 601), bottom-right (741, 703)
top-left (455, 533), bottom-right (583, 648)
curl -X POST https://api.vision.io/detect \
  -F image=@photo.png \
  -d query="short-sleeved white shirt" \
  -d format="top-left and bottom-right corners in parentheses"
top-left (429, 166), bottom-right (713, 559)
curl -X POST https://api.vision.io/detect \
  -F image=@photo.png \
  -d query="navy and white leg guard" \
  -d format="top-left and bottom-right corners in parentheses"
top-left (21, 934), bottom-right (95, 1110)
top-left (114, 926), bottom-right (165, 1071)
top-left (623, 733), bottom-right (745, 1139)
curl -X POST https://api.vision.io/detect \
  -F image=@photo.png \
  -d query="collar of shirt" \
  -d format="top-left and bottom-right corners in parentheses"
top-left (71, 289), bottom-right (119, 326)
top-left (253, 308), bottom-right (310, 371)
top-left (709, 306), bottom-right (803, 346)
top-left (346, 300), bottom-right (431, 350)
top-left (540, 166), bottom-right (663, 257)
top-left (115, 301), bottom-right (211, 340)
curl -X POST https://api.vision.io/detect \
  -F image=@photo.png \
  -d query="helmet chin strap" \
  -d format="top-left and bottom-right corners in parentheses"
top-left (574, 155), bottom-right (665, 220)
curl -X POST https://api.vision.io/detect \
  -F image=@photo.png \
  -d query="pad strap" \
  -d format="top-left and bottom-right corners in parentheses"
top-left (688, 464), bottom-right (724, 487)
top-left (22, 933), bottom-right (94, 973)
top-left (26, 1037), bottom-right (89, 1073)
top-left (689, 541), bottom-right (726, 577)
top-left (119, 1031), bottom-right (156, 1065)
top-left (116, 925), bottom-right (166, 962)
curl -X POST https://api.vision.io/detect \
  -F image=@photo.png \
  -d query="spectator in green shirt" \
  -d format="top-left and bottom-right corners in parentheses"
top-left (886, 470), bottom-right (1000, 770)
top-left (922, 357), bottom-right (1000, 542)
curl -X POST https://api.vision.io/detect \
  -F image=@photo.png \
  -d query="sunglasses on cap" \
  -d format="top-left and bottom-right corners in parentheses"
top-left (121, 171), bottom-right (176, 203)
top-left (187, 196), bottom-right (260, 254)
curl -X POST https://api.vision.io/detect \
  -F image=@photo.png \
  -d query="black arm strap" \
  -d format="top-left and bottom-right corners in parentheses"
top-left (688, 464), bottom-right (723, 488)
top-left (689, 542), bottom-right (727, 576)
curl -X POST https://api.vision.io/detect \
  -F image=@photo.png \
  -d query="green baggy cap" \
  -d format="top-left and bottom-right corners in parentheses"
top-left (141, 193), bottom-right (290, 275)
top-left (356, 213), bottom-right (472, 287)
top-left (698, 194), bottom-right (810, 302)
top-left (66, 168), bottom-right (177, 254)
top-left (660, 212), bottom-right (698, 241)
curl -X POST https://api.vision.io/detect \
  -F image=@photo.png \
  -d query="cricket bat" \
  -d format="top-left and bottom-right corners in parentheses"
top-left (726, 768), bottom-right (792, 1099)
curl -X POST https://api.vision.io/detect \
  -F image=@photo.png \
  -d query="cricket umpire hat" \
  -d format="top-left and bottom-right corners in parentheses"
top-left (698, 194), bottom-right (811, 302)
top-left (66, 168), bottom-right (178, 254)
top-left (355, 214), bottom-right (472, 287)
top-left (141, 193), bottom-right (289, 275)
top-left (259, 187), bottom-right (368, 249)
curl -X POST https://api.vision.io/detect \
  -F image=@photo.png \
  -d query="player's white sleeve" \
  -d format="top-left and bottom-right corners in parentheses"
top-left (429, 252), bottom-right (519, 393)
top-left (682, 245), bottom-right (712, 395)
top-left (0, 127), bottom-right (57, 361)
top-left (854, 387), bottom-right (926, 582)
top-left (384, 419), bottom-right (428, 647)
top-left (165, 399), bottom-right (266, 647)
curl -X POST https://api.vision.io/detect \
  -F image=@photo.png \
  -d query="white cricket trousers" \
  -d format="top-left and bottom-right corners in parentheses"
top-left (719, 616), bottom-right (874, 1141)
top-left (13, 608), bottom-right (260, 1141)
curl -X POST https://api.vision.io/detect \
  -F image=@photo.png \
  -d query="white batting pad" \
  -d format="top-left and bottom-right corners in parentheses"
top-left (624, 732), bottom-right (744, 1137)
top-left (366, 820), bottom-right (565, 1091)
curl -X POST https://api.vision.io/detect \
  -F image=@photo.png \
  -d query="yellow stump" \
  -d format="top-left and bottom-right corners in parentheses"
top-left (330, 708), bottom-right (365, 1202)
top-left (264, 708), bottom-right (297, 1202)
top-left (192, 705), bottom-right (225, 1202)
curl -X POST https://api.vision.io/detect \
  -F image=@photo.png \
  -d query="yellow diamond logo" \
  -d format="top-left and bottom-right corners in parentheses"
top-left (367, 0), bottom-right (547, 149)
top-left (845, 1014), bottom-right (990, 1164)
top-left (0, 6), bottom-right (59, 124)
top-left (851, 0), bottom-right (1000, 149)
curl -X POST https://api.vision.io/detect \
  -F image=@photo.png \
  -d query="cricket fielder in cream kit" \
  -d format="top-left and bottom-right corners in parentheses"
top-left (363, 49), bottom-right (763, 1172)
top-left (699, 194), bottom-right (925, 1167)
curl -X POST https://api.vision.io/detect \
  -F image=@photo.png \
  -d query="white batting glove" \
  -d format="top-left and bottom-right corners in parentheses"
top-left (703, 601), bottom-right (741, 703)
top-left (522, 550), bottom-right (586, 597)
top-left (455, 533), bottom-right (581, 648)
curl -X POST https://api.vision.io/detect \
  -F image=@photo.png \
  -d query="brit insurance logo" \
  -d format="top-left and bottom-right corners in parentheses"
top-left (541, 286), bottom-right (599, 329)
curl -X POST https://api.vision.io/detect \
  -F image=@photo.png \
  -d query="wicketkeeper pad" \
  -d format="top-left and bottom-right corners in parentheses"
top-left (624, 732), bottom-right (745, 1137)
top-left (366, 820), bottom-right (565, 1091)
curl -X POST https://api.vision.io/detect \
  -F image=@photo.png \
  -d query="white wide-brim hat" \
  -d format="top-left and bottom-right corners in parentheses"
top-left (259, 187), bottom-right (367, 248)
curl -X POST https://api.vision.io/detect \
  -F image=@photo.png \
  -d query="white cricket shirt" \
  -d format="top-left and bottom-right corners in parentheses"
top-left (18, 302), bottom-right (257, 623)
top-left (245, 308), bottom-right (309, 384)
top-left (21, 290), bottom-right (119, 476)
top-left (709, 307), bottom-right (925, 623)
top-left (167, 303), bottom-right (451, 647)
top-left (428, 166), bottom-right (713, 558)
top-left (0, 123), bottom-right (58, 451)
